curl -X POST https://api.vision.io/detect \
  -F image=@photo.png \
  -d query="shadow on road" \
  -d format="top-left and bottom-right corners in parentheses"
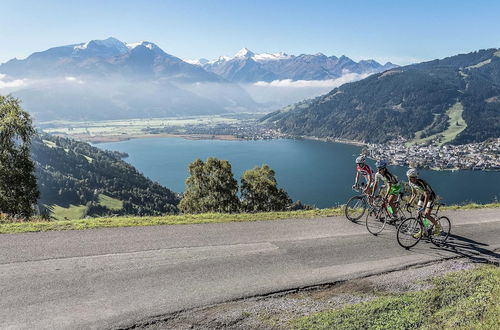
top-left (434, 234), bottom-right (500, 264)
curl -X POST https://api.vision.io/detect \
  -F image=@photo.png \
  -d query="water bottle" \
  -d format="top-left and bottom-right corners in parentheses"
top-left (423, 218), bottom-right (430, 228)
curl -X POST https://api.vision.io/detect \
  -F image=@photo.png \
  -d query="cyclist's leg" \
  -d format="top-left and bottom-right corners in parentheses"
top-left (424, 201), bottom-right (437, 226)
top-left (388, 194), bottom-right (396, 216)
top-left (388, 185), bottom-right (400, 217)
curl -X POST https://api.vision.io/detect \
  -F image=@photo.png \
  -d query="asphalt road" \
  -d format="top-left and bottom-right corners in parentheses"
top-left (1, 208), bottom-right (499, 329)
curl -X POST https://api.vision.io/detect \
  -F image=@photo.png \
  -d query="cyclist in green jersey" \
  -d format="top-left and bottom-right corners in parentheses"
top-left (372, 160), bottom-right (401, 221)
top-left (406, 168), bottom-right (441, 237)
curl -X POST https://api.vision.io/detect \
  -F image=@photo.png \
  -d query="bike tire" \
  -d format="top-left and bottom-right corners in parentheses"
top-left (430, 216), bottom-right (451, 246)
top-left (344, 195), bottom-right (367, 222)
top-left (366, 206), bottom-right (387, 235)
top-left (397, 217), bottom-right (423, 249)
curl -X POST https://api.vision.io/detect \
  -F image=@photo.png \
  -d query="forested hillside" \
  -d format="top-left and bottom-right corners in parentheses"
top-left (263, 48), bottom-right (500, 144)
top-left (31, 135), bottom-right (179, 217)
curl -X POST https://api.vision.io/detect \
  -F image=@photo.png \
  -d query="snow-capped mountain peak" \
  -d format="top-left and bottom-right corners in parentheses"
top-left (184, 58), bottom-right (209, 66)
top-left (73, 37), bottom-right (128, 55)
top-left (252, 52), bottom-right (291, 61)
top-left (125, 41), bottom-right (164, 53)
top-left (234, 48), bottom-right (255, 59)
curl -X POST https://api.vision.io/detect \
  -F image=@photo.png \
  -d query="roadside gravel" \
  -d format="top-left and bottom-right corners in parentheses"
top-left (129, 257), bottom-right (497, 330)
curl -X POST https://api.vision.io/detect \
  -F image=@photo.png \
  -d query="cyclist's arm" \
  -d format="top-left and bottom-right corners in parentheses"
top-left (408, 187), bottom-right (417, 205)
top-left (383, 184), bottom-right (390, 199)
top-left (363, 175), bottom-right (373, 193)
top-left (371, 179), bottom-right (378, 196)
top-left (354, 172), bottom-right (360, 187)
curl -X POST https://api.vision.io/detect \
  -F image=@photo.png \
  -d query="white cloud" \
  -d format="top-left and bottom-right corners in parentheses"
top-left (0, 74), bottom-right (28, 90)
top-left (253, 72), bottom-right (372, 88)
top-left (65, 76), bottom-right (84, 84)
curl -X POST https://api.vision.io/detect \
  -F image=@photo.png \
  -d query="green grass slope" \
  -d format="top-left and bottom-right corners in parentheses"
top-left (292, 266), bottom-right (500, 329)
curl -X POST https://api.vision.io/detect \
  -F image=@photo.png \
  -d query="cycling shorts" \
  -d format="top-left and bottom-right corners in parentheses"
top-left (418, 196), bottom-right (435, 210)
top-left (388, 184), bottom-right (401, 196)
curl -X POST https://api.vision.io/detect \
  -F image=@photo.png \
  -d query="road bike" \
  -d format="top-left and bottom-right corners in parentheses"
top-left (344, 183), bottom-right (376, 222)
top-left (396, 202), bottom-right (451, 249)
top-left (365, 193), bottom-right (407, 235)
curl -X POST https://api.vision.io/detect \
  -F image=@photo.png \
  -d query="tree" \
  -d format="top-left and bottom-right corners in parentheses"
top-left (240, 164), bottom-right (291, 212)
top-left (180, 157), bottom-right (240, 213)
top-left (0, 95), bottom-right (39, 217)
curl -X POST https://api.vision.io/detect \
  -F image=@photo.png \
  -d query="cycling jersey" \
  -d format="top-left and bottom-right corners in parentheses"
top-left (409, 178), bottom-right (436, 200)
top-left (356, 164), bottom-right (373, 182)
top-left (375, 170), bottom-right (400, 195)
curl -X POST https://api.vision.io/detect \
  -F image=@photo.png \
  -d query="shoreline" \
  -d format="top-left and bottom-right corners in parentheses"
top-left (67, 133), bottom-right (244, 144)
top-left (300, 135), bottom-right (368, 147)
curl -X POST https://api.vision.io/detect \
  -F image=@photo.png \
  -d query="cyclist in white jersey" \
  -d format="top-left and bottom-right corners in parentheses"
top-left (352, 155), bottom-right (374, 195)
top-left (372, 160), bottom-right (401, 221)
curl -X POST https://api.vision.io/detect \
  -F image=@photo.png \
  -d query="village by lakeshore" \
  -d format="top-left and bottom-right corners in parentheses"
top-left (367, 138), bottom-right (500, 171)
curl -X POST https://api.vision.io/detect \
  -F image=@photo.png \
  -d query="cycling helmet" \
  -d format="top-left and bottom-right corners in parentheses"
top-left (375, 160), bottom-right (387, 169)
top-left (406, 168), bottom-right (418, 178)
top-left (355, 155), bottom-right (366, 164)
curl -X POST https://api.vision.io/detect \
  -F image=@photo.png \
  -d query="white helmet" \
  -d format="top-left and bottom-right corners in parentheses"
top-left (355, 155), bottom-right (366, 164)
top-left (406, 168), bottom-right (418, 178)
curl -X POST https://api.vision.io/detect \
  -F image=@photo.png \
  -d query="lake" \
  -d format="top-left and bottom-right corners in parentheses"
top-left (98, 137), bottom-right (499, 208)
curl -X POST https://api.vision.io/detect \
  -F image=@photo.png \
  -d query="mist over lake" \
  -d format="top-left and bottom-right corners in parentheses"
top-left (98, 137), bottom-right (499, 208)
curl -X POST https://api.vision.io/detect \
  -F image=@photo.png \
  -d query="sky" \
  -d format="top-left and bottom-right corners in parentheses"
top-left (1, 0), bottom-right (500, 65)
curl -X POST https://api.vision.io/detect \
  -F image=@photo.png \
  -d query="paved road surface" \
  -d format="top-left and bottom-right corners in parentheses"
top-left (1, 208), bottom-right (499, 329)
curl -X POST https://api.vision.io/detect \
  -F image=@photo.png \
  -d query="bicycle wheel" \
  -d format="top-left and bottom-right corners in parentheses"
top-left (344, 196), bottom-right (367, 222)
top-left (430, 216), bottom-right (451, 246)
top-left (397, 217), bottom-right (423, 249)
top-left (366, 206), bottom-right (387, 235)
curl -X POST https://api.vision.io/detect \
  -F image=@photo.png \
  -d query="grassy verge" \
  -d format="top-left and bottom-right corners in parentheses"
top-left (0, 208), bottom-right (343, 234)
top-left (1, 202), bottom-right (498, 234)
top-left (291, 265), bottom-right (500, 329)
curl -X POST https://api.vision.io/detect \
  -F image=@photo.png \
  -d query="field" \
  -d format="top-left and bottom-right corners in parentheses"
top-left (38, 114), bottom-right (260, 142)
top-left (50, 194), bottom-right (123, 220)
top-left (50, 204), bottom-right (87, 221)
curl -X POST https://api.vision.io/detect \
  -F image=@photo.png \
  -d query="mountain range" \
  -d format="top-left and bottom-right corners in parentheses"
top-left (262, 48), bottom-right (500, 144)
top-left (0, 37), bottom-right (395, 121)
top-left (198, 48), bottom-right (396, 83)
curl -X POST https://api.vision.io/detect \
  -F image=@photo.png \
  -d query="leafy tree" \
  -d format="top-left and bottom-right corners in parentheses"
top-left (180, 157), bottom-right (240, 213)
top-left (0, 95), bottom-right (39, 216)
top-left (240, 164), bottom-right (291, 212)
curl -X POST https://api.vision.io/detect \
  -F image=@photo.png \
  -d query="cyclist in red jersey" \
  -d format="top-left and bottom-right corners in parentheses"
top-left (352, 155), bottom-right (374, 195)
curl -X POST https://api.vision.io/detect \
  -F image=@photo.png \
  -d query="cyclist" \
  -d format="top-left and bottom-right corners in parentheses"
top-left (372, 160), bottom-right (401, 221)
top-left (352, 155), bottom-right (374, 195)
top-left (406, 168), bottom-right (441, 237)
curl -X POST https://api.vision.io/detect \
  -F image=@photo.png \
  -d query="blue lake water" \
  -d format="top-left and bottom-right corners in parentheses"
top-left (98, 137), bottom-right (499, 208)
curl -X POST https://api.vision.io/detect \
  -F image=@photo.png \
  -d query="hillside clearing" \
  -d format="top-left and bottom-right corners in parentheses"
top-left (409, 101), bottom-right (467, 146)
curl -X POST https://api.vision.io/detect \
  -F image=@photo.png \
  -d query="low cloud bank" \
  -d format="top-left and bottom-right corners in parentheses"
top-left (253, 72), bottom-right (371, 88)
top-left (0, 74), bottom-right (28, 90)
